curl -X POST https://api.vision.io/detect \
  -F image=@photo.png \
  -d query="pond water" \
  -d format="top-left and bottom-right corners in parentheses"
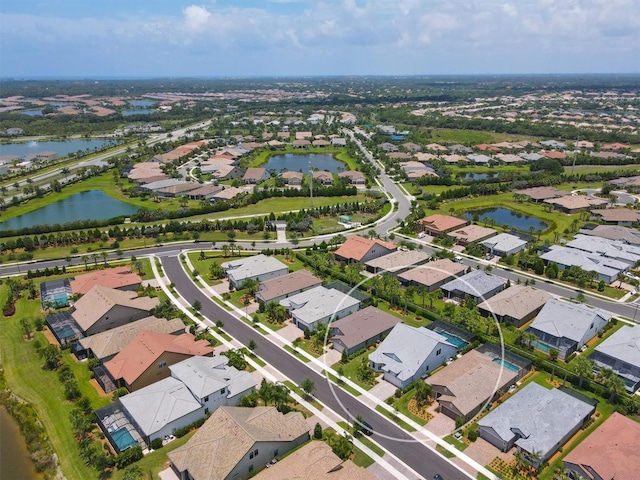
top-left (128, 100), bottom-right (155, 107)
top-left (122, 109), bottom-right (154, 116)
top-left (465, 207), bottom-right (547, 231)
top-left (463, 172), bottom-right (496, 180)
top-left (264, 153), bottom-right (345, 173)
top-left (0, 139), bottom-right (120, 158)
top-left (20, 109), bottom-right (43, 116)
top-left (0, 406), bottom-right (43, 480)
top-left (0, 190), bottom-right (139, 231)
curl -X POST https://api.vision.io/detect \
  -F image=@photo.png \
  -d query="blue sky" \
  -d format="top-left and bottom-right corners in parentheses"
top-left (1, 0), bottom-right (638, 78)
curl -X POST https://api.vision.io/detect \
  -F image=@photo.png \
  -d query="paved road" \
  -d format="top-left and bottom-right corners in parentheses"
top-left (162, 254), bottom-right (469, 480)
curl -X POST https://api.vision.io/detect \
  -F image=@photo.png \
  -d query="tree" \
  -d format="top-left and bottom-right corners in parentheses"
top-left (314, 422), bottom-right (323, 439)
top-left (121, 465), bottom-right (144, 480)
top-left (353, 413), bottom-right (365, 435)
top-left (192, 299), bottom-right (202, 312)
top-left (248, 339), bottom-right (257, 354)
top-left (42, 344), bottom-right (62, 370)
top-left (329, 433), bottom-right (352, 460)
top-left (336, 364), bottom-right (345, 382)
top-left (301, 377), bottom-right (315, 398)
top-left (574, 356), bottom-right (595, 389)
top-left (20, 318), bottom-right (32, 340)
top-left (414, 380), bottom-right (432, 405)
top-left (549, 348), bottom-right (559, 362)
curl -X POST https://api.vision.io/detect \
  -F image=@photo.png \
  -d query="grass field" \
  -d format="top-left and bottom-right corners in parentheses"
top-left (564, 164), bottom-right (640, 175)
top-left (429, 128), bottom-right (542, 145)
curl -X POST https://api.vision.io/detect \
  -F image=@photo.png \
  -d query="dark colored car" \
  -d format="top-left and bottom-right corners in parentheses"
top-left (361, 420), bottom-right (373, 436)
top-left (433, 474), bottom-right (443, 480)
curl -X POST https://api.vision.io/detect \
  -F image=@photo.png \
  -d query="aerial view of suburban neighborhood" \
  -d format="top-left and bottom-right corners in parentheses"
top-left (1, 2), bottom-right (640, 480)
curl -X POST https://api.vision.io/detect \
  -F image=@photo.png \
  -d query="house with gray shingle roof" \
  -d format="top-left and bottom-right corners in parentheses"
top-left (221, 255), bottom-right (289, 288)
top-left (369, 324), bottom-right (458, 389)
top-left (481, 233), bottom-right (528, 257)
top-left (527, 298), bottom-right (611, 359)
top-left (168, 406), bottom-right (310, 480)
top-left (440, 270), bottom-right (505, 304)
top-left (478, 383), bottom-right (595, 468)
top-left (329, 306), bottom-right (400, 355)
top-left (280, 285), bottom-right (360, 331)
top-left (589, 324), bottom-right (640, 392)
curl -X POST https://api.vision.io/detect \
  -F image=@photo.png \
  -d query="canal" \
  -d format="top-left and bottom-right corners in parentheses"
top-left (0, 406), bottom-right (43, 480)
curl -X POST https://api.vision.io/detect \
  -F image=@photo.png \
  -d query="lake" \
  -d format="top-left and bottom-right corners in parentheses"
top-left (0, 190), bottom-right (139, 231)
top-left (0, 406), bottom-right (43, 480)
top-left (465, 207), bottom-right (547, 231)
top-left (20, 109), bottom-right (43, 116)
top-left (128, 100), bottom-right (155, 107)
top-left (463, 173), bottom-right (496, 181)
top-left (122, 109), bottom-right (154, 116)
top-left (0, 139), bottom-right (120, 158)
top-left (264, 153), bottom-right (345, 173)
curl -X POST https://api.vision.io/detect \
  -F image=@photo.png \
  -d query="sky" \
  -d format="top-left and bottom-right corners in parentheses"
top-left (1, 0), bottom-right (639, 78)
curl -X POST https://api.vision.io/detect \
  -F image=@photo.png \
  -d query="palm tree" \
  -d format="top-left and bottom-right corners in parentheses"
top-left (221, 244), bottom-right (230, 258)
top-left (101, 251), bottom-right (108, 266)
top-left (574, 356), bottom-right (595, 389)
top-left (91, 253), bottom-right (98, 267)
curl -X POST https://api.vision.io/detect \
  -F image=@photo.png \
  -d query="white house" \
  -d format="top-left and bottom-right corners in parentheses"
top-left (279, 285), bottom-right (360, 331)
top-left (221, 254), bottom-right (289, 289)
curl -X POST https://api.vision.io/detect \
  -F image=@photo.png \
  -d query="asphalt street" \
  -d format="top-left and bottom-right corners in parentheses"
top-left (162, 254), bottom-right (470, 480)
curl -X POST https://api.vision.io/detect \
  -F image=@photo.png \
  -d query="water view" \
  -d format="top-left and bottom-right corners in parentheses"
top-left (0, 407), bottom-right (42, 480)
top-left (0, 139), bottom-right (120, 158)
top-left (128, 99), bottom-right (155, 107)
top-left (463, 172), bottom-right (496, 181)
top-left (0, 190), bottom-right (139, 231)
top-left (264, 153), bottom-right (345, 173)
top-left (20, 109), bottom-right (43, 116)
top-left (122, 109), bottom-right (155, 116)
top-left (465, 207), bottom-right (548, 231)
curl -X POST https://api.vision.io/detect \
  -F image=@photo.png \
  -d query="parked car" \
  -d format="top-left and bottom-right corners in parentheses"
top-left (361, 420), bottom-right (374, 436)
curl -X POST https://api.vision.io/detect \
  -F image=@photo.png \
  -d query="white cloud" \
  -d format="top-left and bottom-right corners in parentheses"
top-left (183, 5), bottom-right (212, 33)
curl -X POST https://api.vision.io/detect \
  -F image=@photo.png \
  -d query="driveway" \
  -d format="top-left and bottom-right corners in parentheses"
top-left (368, 378), bottom-right (397, 401)
top-left (463, 437), bottom-right (513, 467)
top-left (274, 323), bottom-right (304, 343)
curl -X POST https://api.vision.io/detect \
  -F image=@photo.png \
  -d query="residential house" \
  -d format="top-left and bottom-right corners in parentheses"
top-left (544, 195), bottom-right (608, 214)
top-left (256, 441), bottom-right (376, 480)
top-left (565, 234), bottom-right (640, 266)
top-left (329, 306), bottom-right (400, 355)
top-left (330, 137), bottom-right (347, 146)
top-left (103, 331), bottom-right (213, 392)
top-left (389, 152), bottom-right (412, 160)
top-left (589, 324), bottom-right (640, 392)
top-left (514, 186), bottom-right (565, 203)
top-left (540, 140), bottom-right (567, 150)
top-left (280, 285), bottom-right (360, 331)
top-left (78, 316), bottom-right (185, 361)
top-left (221, 254), bottom-right (289, 289)
top-left (369, 324), bottom-right (458, 389)
top-left (442, 154), bottom-right (466, 164)
top-left (338, 170), bottom-right (366, 184)
top-left (243, 168), bottom-right (270, 184)
top-left (312, 170), bottom-right (333, 185)
top-left (397, 258), bottom-right (467, 292)
top-left (539, 246), bottom-right (627, 284)
top-left (280, 171), bottom-right (304, 186)
top-left (312, 139), bottom-right (330, 147)
top-left (267, 139), bottom-right (285, 149)
top-left (378, 142), bottom-right (399, 152)
top-left (333, 235), bottom-right (397, 264)
top-left (168, 406), bottom-right (310, 480)
top-left (574, 140), bottom-right (595, 150)
top-left (580, 224), bottom-right (640, 245)
top-left (466, 154), bottom-right (492, 164)
top-left (539, 150), bottom-right (567, 160)
top-left (212, 186), bottom-right (247, 202)
top-left (518, 152), bottom-right (544, 162)
top-left (295, 131), bottom-right (313, 140)
top-left (71, 286), bottom-right (160, 336)
top-left (477, 286), bottom-right (550, 327)
top-left (447, 225), bottom-right (497, 246)
top-left (187, 184), bottom-right (224, 201)
top-left (428, 349), bottom-right (522, 423)
top-left (418, 214), bottom-right (469, 236)
top-left (425, 143), bottom-right (448, 152)
top-left (448, 144), bottom-right (473, 154)
top-left (591, 208), bottom-right (640, 225)
top-left (255, 269), bottom-right (322, 304)
top-left (440, 270), bottom-right (505, 303)
top-left (292, 139), bottom-right (311, 148)
top-left (70, 266), bottom-right (142, 295)
top-left (402, 142), bottom-right (421, 152)
top-left (481, 233), bottom-right (528, 257)
top-left (527, 298), bottom-right (611, 359)
top-left (211, 165), bottom-right (245, 181)
top-left (98, 356), bottom-right (255, 452)
top-left (563, 412), bottom-right (640, 480)
top-left (363, 250), bottom-right (430, 275)
top-left (601, 143), bottom-right (629, 151)
top-left (495, 153), bottom-right (524, 164)
top-left (478, 383), bottom-right (595, 468)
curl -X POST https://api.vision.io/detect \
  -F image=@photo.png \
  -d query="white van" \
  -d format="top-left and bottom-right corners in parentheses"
top-left (417, 232), bottom-right (426, 239)
top-left (454, 256), bottom-right (464, 263)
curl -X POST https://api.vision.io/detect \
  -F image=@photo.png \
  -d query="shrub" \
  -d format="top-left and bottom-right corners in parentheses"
top-left (115, 445), bottom-right (143, 469)
top-left (394, 388), bottom-right (402, 398)
top-left (467, 430), bottom-right (478, 442)
top-left (314, 423), bottom-right (323, 439)
top-left (150, 438), bottom-right (163, 450)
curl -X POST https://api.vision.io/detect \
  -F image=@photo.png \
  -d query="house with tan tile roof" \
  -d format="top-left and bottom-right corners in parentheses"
top-left (312, 170), bottom-right (333, 185)
top-left (333, 235), bottom-right (397, 264)
top-left (427, 349), bottom-right (520, 422)
top-left (78, 316), bottom-right (185, 361)
top-left (70, 266), bottom-right (142, 295)
top-left (591, 208), bottom-right (640, 225)
top-left (280, 171), bottom-right (304, 185)
top-left (363, 249), bottom-right (430, 274)
top-left (292, 139), bottom-right (311, 148)
top-left (255, 269), bottom-right (322, 304)
top-left (447, 224), bottom-right (497, 246)
top-left (168, 406), bottom-right (310, 480)
top-left (544, 195), bottom-right (608, 214)
top-left (71, 285), bottom-right (159, 336)
top-left (477, 285), bottom-right (550, 327)
top-left (337, 170), bottom-right (366, 184)
top-left (601, 142), bottom-right (629, 151)
top-left (103, 330), bottom-right (213, 392)
top-left (295, 131), bottom-right (313, 140)
top-left (256, 441), bottom-right (376, 480)
top-left (243, 168), bottom-right (270, 184)
top-left (515, 186), bottom-right (565, 202)
top-left (398, 258), bottom-right (467, 292)
top-left (418, 214), bottom-right (469, 236)
top-left (539, 150), bottom-right (567, 160)
top-left (563, 412), bottom-right (640, 480)
top-left (425, 143), bottom-right (448, 152)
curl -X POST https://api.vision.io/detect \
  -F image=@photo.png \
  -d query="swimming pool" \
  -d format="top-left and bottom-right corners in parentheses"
top-left (435, 328), bottom-right (468, 349)
top-left (532, 340), bottom-right (554, 353)
top-left (492, 358), bottom-right (520, 372)
top-left (111, 427), bottom-right (137, 451)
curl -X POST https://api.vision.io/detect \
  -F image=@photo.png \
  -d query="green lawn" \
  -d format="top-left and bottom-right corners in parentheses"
top-left (331, 350), bottom-right (379, 391)
top-left (429, 128), bottom-right (541, 145)
top-left (374, 405), bottom-right (416, 432)
top-left (564, 164), bottom-right (640, 175)
top-left (0, 286), bottom-right (100, 480)
top-left (391, 389), bottom-right (428, 426)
